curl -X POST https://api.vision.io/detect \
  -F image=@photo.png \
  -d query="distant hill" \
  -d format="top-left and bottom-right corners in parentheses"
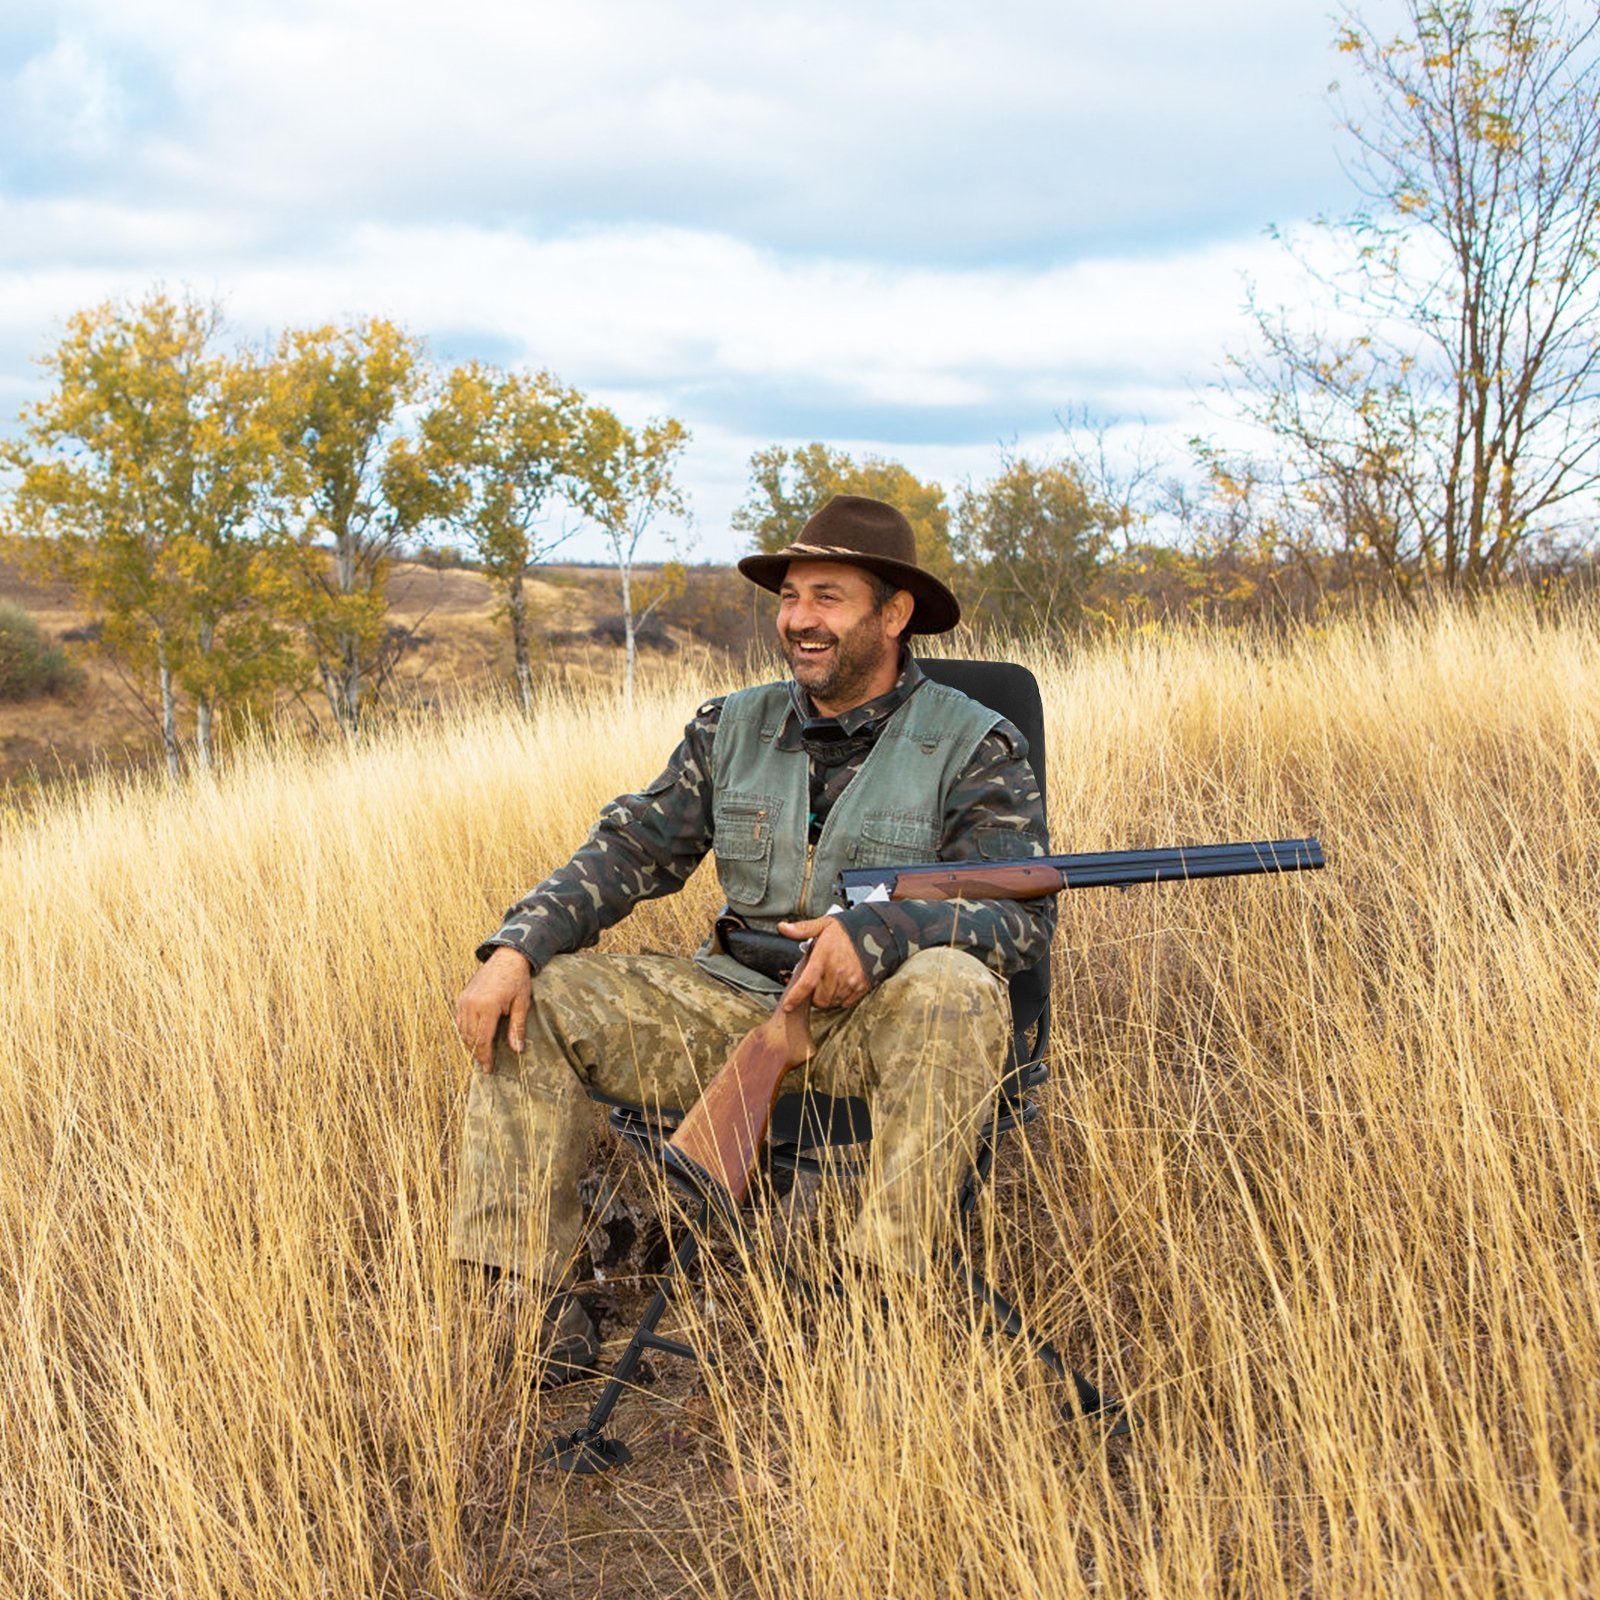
top-left (0, 556), bottom-right (764, 794)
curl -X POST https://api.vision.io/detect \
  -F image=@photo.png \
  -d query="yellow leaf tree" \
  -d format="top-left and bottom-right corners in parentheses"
top-left (732, 443), bottom-right (958, 600)
top-left (269, 319), bottom-right (435, 734)
top-left (954, 454), bottom-right (1110, 637)
top-left (419, 364), bottom-right (583, 714)
top-left (1241, 0), bottom-right (1600, 593)
top-left (3, 291), bottom-right (294, 775)
top-left (568, 408), bottom-right (690, 705)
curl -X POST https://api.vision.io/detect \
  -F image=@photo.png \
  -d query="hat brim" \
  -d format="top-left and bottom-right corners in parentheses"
top-left (737, 549), bottom-right (961, 634)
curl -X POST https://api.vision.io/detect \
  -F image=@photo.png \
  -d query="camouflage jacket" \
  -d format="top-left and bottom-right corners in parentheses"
top-left (479, 658), bottom-right (1056, 987)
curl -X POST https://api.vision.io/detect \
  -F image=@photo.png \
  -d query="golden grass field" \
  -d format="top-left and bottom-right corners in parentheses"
top-left (1, 605), bottom-right (1596, 1597)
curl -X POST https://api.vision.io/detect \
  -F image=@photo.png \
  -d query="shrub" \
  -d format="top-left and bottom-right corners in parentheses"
top-left (588, 613), bottom-right (676, 651)
top-left (0, 603), bottom-right (83, 701)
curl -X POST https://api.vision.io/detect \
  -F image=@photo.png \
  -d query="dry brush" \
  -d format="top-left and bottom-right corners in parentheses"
top-left (1, 608), bottom-right (1596, 1597)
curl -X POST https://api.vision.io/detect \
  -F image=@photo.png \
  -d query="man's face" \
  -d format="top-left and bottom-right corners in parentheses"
top-left (776, 561), bottom-right (911, 715)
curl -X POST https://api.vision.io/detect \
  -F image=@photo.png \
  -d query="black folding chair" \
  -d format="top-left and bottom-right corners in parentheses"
top-left (542, 659), bottom-right (1124, 1472)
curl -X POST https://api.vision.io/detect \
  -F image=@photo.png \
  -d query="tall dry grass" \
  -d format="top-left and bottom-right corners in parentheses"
top-left (2, 606), bottom-right (1597, 1597)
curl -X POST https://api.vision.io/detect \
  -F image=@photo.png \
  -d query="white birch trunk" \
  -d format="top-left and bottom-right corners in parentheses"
top-left (619, 559), bottom-right (636, 711)
top-left (318, 660), bottom-right (347, 733)
top-left (195, 696), bottom-right (215, 772)
top-left (509, 567), bottom-right (534, 716)
top-left (157, 645), bottom-right (182, 780)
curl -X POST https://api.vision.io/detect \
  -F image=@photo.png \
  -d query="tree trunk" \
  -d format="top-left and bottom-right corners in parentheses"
top-left (317, 639), bottom-right (361, 737)
top-left (157, 645), bottom-right (182, 781)
top-left (508, 567), bottom-right (534, 716)
top-left (343, 647), bottom-right (361, 734)
top-left (327, 536), bottom-right (363, 734)
top-left (318, 658), bottom-right (349, 735)
top-left (619, 560), bottom-right (636, 711)
top-left (195, 696), bottom-right (215, 772)
top-left (194, 620), bottom-right (216, 771)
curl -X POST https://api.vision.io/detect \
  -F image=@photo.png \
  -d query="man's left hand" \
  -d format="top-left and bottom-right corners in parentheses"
top-left (776, 916), bottom-right (871, 1011)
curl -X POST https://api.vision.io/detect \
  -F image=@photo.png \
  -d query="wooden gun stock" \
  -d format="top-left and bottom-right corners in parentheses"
top-left (865, 862), bottom-right (1068, 901)
top-left (660, 954), bottom-right (814, 1208)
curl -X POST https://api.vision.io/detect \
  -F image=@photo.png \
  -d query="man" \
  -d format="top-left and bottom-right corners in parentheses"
top-left (451, 493), bottom-right (1054, 1381)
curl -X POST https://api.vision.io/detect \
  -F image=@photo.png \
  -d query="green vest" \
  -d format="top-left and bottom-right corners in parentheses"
top-left (694, 679), bottom-right (1001, 995)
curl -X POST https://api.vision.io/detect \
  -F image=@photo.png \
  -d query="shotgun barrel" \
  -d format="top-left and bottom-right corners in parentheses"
top-left (838, 836), bottom-right (1324, 907)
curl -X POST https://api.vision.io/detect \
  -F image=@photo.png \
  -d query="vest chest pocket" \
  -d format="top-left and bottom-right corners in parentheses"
top-left (712, 793), bottom-right (780, 905)
top-left (850, 811), bottom-right (941, 869)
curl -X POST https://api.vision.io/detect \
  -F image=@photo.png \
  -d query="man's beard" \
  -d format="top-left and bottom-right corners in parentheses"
top-left (782, 612), bottom-right (894, 707)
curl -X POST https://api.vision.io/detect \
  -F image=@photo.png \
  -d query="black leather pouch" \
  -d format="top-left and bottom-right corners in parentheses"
top-left (713, 910), bottom-right (806, 983)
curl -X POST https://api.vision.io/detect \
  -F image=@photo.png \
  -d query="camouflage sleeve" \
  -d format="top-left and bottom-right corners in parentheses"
top-left (475, 700), bottom-right (723, 970)
top-left (838, 718), bottom-right (1056, 985)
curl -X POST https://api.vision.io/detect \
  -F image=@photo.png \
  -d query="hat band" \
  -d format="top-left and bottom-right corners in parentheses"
top-left (782, 541), bottom-right (901, 559)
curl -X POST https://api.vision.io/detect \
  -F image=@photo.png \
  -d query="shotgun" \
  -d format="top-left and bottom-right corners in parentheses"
top-left (660, 836), bottom-right (1324, 1208)
top-left (839, 835), bottom-right (1325, 906)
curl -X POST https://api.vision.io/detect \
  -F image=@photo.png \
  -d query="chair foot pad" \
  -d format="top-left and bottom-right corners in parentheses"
top-left (540, 1431), bottom-right (633, 1473)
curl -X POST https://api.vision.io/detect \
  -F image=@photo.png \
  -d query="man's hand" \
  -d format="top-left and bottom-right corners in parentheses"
top-left (455, 946), bottom-right (534, 1071)
top-left (776, 916), bottom-right (870, 1012)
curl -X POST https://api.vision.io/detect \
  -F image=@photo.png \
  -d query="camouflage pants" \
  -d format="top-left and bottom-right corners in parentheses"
top-left (449, 947), bottom-right (1011, 1284)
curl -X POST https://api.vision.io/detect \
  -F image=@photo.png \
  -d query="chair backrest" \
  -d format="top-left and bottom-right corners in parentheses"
top-left (915, 658), bottom-right (1052, 1068)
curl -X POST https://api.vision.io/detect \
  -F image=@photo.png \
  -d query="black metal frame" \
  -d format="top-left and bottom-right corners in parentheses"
top-left (541, 659), bottom-right (1124, 1472)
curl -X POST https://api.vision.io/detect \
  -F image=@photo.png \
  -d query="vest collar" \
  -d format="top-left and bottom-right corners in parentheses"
top-left (779, 653), bottom-right (925, 751)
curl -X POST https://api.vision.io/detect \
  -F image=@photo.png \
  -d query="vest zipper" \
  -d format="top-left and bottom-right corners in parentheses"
top-left (799, 843), bottom-right (815, 917)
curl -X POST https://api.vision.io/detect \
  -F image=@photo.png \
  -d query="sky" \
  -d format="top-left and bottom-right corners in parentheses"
top-left (0, 0), bottom-right (1390, 563)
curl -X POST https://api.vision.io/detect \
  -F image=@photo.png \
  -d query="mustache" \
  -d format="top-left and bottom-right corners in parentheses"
top-left (784, 630), bottom-right (838, 646)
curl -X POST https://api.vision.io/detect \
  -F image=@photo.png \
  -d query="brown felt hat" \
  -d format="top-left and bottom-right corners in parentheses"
top-left (737, 494), bottom-right (960, 634)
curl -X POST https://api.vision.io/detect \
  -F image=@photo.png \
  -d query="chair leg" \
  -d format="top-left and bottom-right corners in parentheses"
top-left (952, 1128), bottom-right (1130, 1439)
top-left (952, 1252), bottom-right (1125, 1430)
top-left (549, 1097), bottom-right (1131, 1473)
top-left (541, 1197), bottom-right (714, 1473)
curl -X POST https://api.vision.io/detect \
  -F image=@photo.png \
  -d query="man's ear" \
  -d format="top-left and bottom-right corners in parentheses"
top-left (883, 587), bottom-right (915, 640)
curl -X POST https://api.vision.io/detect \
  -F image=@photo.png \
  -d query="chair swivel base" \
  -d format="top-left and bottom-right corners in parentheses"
top-left (1090, 1397), bottom-right (1133, 1441)
top-left (540, 1189), bottom-right (715, 1475)
top-left (540, 1427), bottom-right (633, 1473)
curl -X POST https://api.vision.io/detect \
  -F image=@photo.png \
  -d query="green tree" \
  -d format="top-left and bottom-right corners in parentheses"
top-left (421, 364), bottom-right (583, 714)
top-left (569, 408), bottom-right (690, 705)
top-left (1242, 0), bottom-right (1600, 593)
top-left (732, 443), bottom-right (958, 596)
top-left (2, 291), bottom-right (291, 775)
top-left (270, 318), bottom-right (434, 733)
top-left (954, 454), bottom-right (1108, 635)
top-left (0, 603), bottom-right (81, 701)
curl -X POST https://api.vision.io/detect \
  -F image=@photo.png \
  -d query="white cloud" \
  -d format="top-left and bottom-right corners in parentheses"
top-left (0, 214), bottom-right (1307, 555)
top-left (0, 0), bottom-right (1410, 559)
top-left (2, 209), bottom-right (1302, 399)
top-left (7, 0), bottom-right (1366, 257)
top-left (13, 35), bottom-right (123, 157)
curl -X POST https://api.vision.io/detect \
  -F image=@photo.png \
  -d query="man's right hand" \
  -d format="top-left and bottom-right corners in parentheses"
top-left (455, 946), bottom-right (534, 1072)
